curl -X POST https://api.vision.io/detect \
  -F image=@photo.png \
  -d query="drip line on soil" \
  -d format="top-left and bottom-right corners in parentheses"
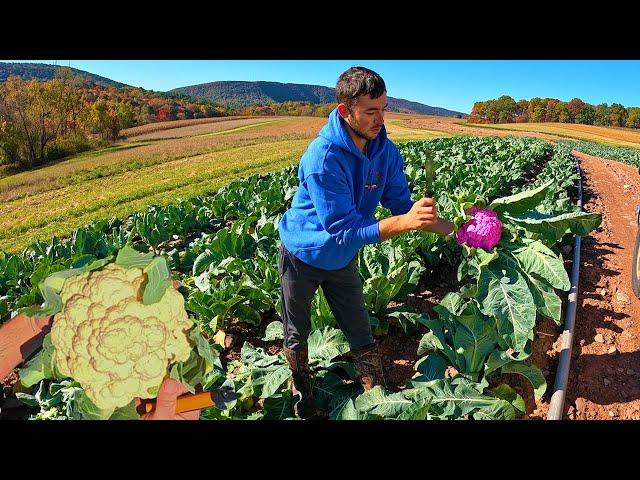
top-left (547, 156), bottom-right (583, 420)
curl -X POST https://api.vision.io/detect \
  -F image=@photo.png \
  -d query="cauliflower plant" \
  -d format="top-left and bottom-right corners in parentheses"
top-left (50, 262), bottom-right (193, 411)
top-left (456, 207), bottom-right (503, 251)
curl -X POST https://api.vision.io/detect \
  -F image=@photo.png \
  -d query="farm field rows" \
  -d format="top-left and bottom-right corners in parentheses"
top-left (0, 135), bottom-right (603, 420)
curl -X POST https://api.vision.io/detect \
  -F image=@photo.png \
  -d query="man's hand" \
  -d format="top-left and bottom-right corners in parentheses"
top-left (0, 309), bottom-right (54, 379)
top-left (402, 197), bottom-right (438, 230)
top-left (138, 378), bottom-right (201, 420)
top-left (379, 197), bottom-right (445, 241)
top-left (422, 218), bottom-right (455, 236)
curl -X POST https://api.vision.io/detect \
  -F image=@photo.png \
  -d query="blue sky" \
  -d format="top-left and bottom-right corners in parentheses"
top-left (3, 60), bottom-right (639, 114)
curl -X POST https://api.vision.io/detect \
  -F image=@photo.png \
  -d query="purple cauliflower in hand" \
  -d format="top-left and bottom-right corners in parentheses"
top-left (456, 207), bottom-right (502, 251)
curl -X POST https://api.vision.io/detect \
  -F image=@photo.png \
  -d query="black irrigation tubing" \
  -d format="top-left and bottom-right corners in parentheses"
top-left (547, 156), bottom-right (583, 420)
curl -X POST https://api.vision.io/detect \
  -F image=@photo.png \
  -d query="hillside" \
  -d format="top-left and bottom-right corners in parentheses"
top-left (0, 62), bottom-right (129, 88)
top-left (169, 80), bottom-right (468, 117)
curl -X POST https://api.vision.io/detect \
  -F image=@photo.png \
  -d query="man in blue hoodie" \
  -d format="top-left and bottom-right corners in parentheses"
top-left (278, 66), bottom-right (454, 418)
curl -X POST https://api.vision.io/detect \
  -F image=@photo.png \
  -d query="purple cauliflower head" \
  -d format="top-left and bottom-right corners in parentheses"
top-left (456, 207), bottom-right (502, 251)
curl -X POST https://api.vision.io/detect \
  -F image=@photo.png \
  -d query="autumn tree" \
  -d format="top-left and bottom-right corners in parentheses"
top-left (567, 98), bottom-right (585, 122)
top-left (608, 103), bottom-right (627, 127)
top-left (469, 101), bottom-right (487, 122)
top-left (543, 99), bottom-right (559, 122)
top-left (468, 95), bottom-right (637, 129)
top-left (90, 99), bottom-right (131, 141)
top-left (514, 99), bottom-right (529, 122)
top-left (0, 68), bottom-right (88, 168)
top-left (315, 103), bottom-right (338, 117)
top-left (527, 97), bottom-right (546, 122)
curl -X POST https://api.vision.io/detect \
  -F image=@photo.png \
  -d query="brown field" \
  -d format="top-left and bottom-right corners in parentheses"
top-left (126, 117), bottom-right (289, 141)
top-left (120, 116), bottom-right (253, 138)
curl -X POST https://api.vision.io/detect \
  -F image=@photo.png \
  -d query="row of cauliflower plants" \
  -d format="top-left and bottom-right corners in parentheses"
top-left (1, 137), bottom-right (599, 419)
top-left (559, 139), bottom-right (640, 167)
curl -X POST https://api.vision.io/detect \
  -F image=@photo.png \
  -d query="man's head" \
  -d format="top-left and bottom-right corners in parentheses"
top-left (336, 66), bottom-right (388, 143)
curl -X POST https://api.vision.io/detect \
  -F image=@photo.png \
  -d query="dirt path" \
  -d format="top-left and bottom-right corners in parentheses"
top-left (564, 151), bottom-right (640, 420)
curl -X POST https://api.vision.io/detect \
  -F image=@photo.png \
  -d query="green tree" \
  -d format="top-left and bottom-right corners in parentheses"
top-left (594, 103), bottom-right (609, 126)
top-left (555, 101), bottom-right (570, 123)
top-left (575, 104), bottom-right (595, 125)
top-left (137, 104), bottom-right (155, 124)
top-left (117, 102), bottom-right (136, 129)
top-left (200, 103), bottom-right (215, 117)
top-left (626, 107), bottom-right (640, 128)
top-left (495, 95), bottom-right (517, 123)
top-left (485, 100), bottom-right (500, 123)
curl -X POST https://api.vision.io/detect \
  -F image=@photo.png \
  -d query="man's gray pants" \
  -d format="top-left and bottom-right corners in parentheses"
top-left (278, 243), bottom-right (374, 352)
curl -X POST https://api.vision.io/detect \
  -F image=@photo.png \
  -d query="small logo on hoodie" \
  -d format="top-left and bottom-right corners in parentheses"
top-left (365, 170), bottom-right (383, 191)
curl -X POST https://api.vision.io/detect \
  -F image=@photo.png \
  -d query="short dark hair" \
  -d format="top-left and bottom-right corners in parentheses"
top-left (336, 66), bottom-right (386, 108)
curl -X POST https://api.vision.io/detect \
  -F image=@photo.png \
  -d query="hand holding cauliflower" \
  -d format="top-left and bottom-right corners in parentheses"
top-left (50, 262), bottom-right (193, 411)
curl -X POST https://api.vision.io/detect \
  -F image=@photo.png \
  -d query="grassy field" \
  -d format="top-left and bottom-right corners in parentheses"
top-left (461, 121), bottom-right (640, 148)
top-left (1, 113), bottom-right (450, 253)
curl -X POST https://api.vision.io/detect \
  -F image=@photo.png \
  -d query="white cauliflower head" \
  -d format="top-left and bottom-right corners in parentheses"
top-left (50, 263), bottom-right (193, 411)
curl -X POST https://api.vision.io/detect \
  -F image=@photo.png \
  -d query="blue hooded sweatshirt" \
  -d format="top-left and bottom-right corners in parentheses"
top-left (278, 108), bottom-right (414, 270)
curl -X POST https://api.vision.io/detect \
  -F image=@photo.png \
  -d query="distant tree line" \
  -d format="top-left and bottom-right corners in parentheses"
top-left (231, 101), bottom-right (338, 117)
top-left (469, 95), bottom-right (640, 129)
top-left (0, 68), bottom-right (229, 170)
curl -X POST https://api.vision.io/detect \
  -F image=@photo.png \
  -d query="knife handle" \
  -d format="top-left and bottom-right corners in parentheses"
top-left (137, 391), bottom-right (214, 415)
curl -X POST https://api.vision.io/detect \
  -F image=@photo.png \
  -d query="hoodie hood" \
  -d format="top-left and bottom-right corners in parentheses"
top-left (318, 108), bottom-right (389, 160)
